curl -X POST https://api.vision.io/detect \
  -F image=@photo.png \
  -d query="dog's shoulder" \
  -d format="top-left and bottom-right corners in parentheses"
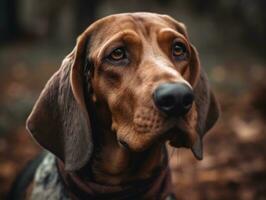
top-left (30, 153), bottom-right (70, 200)
top-left (8, 152), bottom-right (69, 200)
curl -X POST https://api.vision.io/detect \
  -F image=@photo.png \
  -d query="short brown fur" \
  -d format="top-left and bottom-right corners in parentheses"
top-left (26, 12), bottom-right (220, 198)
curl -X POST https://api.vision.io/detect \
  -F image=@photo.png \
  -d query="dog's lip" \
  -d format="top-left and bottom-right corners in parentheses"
top-left (118, 139), bottom-right (130, 150)
top-left (117, 123), bottom-right (190, 151)
top-left (162, 125), bottom-right (192, 148)
top-left (161, 127), bottom-right (178, 141)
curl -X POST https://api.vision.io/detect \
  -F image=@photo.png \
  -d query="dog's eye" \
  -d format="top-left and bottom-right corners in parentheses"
top-left (172, 41), bottom-right (187, 60)
top-left (108, 47), bottom-right (126, 61)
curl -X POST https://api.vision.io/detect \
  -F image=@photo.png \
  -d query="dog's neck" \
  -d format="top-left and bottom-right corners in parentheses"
top-left (57, 148), bottom-right (173, 199)
top-left (90, 128), bottom-right (167, 185)
top-left (56, 129), bottom-right (173, 199)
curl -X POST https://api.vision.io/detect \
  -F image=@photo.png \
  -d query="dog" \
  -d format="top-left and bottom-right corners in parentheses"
top-left (11, 12), bottom-right (220, 200)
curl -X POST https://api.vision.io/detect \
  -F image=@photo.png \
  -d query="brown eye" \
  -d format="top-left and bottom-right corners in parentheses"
top-left (109, 47), bottom-right (126, 61)
top-left (172, 41), bottom-right (187, 59)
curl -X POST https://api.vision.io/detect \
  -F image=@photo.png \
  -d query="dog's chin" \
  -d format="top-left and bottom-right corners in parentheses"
top-left (117, 135), bottom-right (160, 152)
top-left (116, 125), bottom-right (179, 152)
top-left (167, 128), bottom-right (193, 148)
top-left (117, 125), bottom-right (194, 152)
top-left (116, 129), bottom-right (165, 152)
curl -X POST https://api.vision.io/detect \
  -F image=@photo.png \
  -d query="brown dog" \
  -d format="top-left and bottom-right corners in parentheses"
top-left (25, 12), bottom-right (219, 200)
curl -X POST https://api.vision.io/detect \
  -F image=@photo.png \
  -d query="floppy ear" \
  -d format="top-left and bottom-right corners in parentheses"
top-left (189, 45), bottom-right (220, 160)
top-left (26, 33), bottom-right (92, 171)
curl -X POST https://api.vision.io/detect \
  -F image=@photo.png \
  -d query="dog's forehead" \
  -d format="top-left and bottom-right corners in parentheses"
top-left (103, 13), bottom-right (175, 29)
top-left (86, 13), bottom-right (186, 54)
top-left (91, 13), bottom-right (181, 40)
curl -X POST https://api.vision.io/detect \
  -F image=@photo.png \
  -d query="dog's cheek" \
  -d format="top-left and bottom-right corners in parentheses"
top-left (108, 88), bottom-right (136, 131)
top-left (133, 106), bottom-right (165, 134)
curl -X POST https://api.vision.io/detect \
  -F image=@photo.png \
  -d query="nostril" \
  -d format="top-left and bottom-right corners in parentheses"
top-left (182, 93), bottom-right (194, 109)
top-left (159, 95), bottom-right (176, 110)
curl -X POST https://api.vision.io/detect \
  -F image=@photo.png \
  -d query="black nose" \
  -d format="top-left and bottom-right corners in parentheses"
top-left (153, 83), bottom-right (194, 116)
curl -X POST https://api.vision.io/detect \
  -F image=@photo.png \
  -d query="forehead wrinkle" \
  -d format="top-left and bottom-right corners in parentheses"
top-left (88, 14), bottom-right (173, 57)
top-left (159, 28), bottom-right (187, 41)
top-left (91, 30), bottom-right (140, 61)
top-left (127, 16), bottom-right (178, 57)
top-left (87, 16), bottom-right (137, 53)
top-left (130, 15), bottom-right (151, 38)
top-left (130, 14), bottom-right (171, 40)
top-left (158, 14), bottom-right (188, 37)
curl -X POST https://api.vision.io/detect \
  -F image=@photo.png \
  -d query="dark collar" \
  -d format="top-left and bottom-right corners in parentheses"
top-left (57, 158), bottom-right (175, 200)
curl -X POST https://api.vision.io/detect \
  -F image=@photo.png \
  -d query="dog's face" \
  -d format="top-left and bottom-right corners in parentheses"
top-left (88, 13), bottom-right (199, 152)
top-left (26, 12), bottom-right (220, 171)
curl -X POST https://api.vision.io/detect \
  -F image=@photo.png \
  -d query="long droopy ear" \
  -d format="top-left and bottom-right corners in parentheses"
top-left (26, 32), bottom-right (92, 171)
top-left (190, 45), bottom-right (220, 160)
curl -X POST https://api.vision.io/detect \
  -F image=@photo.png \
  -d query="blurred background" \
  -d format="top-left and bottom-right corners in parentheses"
top-left (0, 0), bottom-right (266, 199)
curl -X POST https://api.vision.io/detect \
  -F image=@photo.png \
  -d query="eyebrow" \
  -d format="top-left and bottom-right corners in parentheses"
top-left (96, 30), bottom-right (140, 60)
top-left (158, 28), bottom-right (187, 40)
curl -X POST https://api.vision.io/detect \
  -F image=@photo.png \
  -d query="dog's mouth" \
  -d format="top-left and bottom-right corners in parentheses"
top-left (118, 139), bottom-right (130, 150)
top-left (165, 126), bottom-right (194, 148)
top-left (117, 120), bottom-right (194, 152)
top-left (115, 104), bottom-right (196, 152)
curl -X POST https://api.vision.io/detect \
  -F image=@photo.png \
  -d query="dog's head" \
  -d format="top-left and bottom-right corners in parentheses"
top-left (26, 13), bottom-right (220, 171)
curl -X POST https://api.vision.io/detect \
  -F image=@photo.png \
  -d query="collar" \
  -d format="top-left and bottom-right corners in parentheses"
top-left (57, 156), bottom-right (175, 199)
